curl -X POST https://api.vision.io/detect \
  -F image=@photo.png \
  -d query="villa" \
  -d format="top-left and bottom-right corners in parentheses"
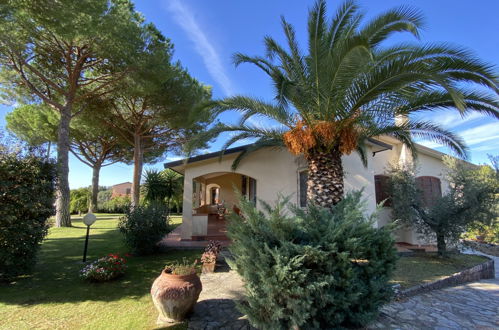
top-left (164, 136), bottom-right (450, 247)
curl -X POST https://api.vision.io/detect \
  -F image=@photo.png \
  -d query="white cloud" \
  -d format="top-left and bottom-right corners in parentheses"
top-left (166, 0), bottom-right (235, 96)
top-left (416, 121), bottom-right (499, 153)
top-left (414, 110), bottom-right (484, 128)
top-left (458, 122), bottom-right (499, 146)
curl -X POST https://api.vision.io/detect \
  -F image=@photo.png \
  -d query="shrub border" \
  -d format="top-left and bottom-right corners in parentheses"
top-left (396, 256), bottom-right (495, 299)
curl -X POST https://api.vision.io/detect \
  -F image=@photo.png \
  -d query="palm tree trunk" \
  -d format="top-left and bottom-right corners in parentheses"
top-left (90, 162), bottom-right (101, 213)
top-left (55, 107), bottom-right (72, 227)
top-left (306, 148), bottom-right (344, 209)
top-left (131, 133), bottom-right (143, 207)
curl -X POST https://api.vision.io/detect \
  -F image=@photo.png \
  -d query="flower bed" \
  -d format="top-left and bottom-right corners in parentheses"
top-left (80, 253), bottom-right (127, 282)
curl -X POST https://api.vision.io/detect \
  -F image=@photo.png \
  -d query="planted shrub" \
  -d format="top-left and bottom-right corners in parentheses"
top-left (101, 195), bottom-right (131, 213)
top-left (80, 253), bottom-right (127, 282)
top-left (0, 152), bottom-right (56, 280)
top-left (118, 203), bottom-right (171, 255)
top-left (228, 191), bottom-right (397, 329)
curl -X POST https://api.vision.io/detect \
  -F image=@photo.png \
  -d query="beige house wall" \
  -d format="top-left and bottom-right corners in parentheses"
top-left (175, 141), bottom-right (451, 243)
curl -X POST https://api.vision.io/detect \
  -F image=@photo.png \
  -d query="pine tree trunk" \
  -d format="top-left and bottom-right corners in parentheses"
top-left (90, 162), bottom-right (101, 213)
top-left (436, 232), bottom-right (447, 257)
top-left (55, 107), bottom-right (72, 227)
top-left (306, 148), bottom-right (344, 209)
top-left (131, 133), bottom-right (143, 207)
top-left (46, 141), bottom-right (51, 161)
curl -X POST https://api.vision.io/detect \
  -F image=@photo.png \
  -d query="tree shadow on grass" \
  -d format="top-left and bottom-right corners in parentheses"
top-left (0, 229), bottom-right (202, 306)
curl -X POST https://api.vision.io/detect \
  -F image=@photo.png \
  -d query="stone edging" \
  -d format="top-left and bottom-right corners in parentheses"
top-left (396, 257), bottom-right (495, 299)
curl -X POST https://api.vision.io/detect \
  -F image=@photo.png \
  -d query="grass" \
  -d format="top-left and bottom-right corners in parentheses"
top-left (391, 253), bottom-right (489, 289)
top-left (0, 213), bottom-right (197, 330)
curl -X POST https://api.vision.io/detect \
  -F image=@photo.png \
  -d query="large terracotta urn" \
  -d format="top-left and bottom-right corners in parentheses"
top-left (150, 269), bottom-right (202, 324)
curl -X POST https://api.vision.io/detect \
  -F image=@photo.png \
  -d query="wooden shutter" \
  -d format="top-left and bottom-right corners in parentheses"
top-left (416, 176), bottom-right (442, 207)
top-left (374, 175), bottom-right (391, 207)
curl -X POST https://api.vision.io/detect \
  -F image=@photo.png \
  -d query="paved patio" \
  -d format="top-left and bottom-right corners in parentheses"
top-left (186, 251), bottom-right (498, 330)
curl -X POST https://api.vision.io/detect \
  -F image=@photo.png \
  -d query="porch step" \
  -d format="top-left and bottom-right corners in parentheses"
top-left (191, 235), bottom-right (230, 241)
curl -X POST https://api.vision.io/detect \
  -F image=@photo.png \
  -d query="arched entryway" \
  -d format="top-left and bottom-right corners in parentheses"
top-left (191, 172), bottom-right (257, 240)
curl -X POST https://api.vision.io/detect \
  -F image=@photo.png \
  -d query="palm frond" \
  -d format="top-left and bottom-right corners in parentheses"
top-left (210, 96), bottom-right (294, 127)
top-left (387, 120), bottom-right (469, 159)
top-left (233, 53), bottom-right (273, 76)
top-left (396, 90), bottom-right (499, 119)
top-left (327, 0), bottom-right (360, 49)
top-left (360, 6), bottom-right (424, 46)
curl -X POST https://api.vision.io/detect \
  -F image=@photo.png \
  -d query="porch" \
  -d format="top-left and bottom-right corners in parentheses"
top-left (160, 216), bottom-right (231, 248)
top-left (171, 171), bottom-right (256, 242)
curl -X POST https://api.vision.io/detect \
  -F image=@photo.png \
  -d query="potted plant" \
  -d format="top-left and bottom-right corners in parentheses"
top-left (200, 240), bottom-right (222, 273)
top-left (201, 251), bottom-right (217, 273)
top-left (150, 259), bottom-right (202, 324)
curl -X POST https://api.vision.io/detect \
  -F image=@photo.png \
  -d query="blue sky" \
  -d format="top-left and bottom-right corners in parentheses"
top-left (0, 0), bottom-right (498, 188)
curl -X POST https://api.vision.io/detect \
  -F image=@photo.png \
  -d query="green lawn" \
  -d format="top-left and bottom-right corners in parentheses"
top-left (0, 214), bottom-right (197, 330)
top-left (391, 253), bottom-right (488, 289)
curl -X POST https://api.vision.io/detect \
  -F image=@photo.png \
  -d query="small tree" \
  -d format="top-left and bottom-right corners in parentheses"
top-left (388, 157), bottom-right (498, 256)
top-left (69, 188), bottom-right (91, 215)
top-left (97, 189), bottom-right (113, 212)
top-left (142, 169), bottom-right (170, 204)
top-left (162, 169), bottom-right (183, 214)
top-left (228, 192), bottom-right (397, 329)
top-left (142, 169), bottom-right (183, 216)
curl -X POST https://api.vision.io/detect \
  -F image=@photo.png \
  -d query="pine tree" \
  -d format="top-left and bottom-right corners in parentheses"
top-left (227, 191), bottom-right (397, 329)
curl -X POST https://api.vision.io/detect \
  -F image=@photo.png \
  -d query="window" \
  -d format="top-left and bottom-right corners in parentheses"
top-left (125, 188), bottom-right (131, 195)
top-left (374, 175), bottom-right (391, 207)
top-left (416, 176), bottom-right (442, 207)
top-left (299, 171), bottom-right (308, 208)
top-left (241, 175), bottom-right (257, 205)
top-left (248, 177), bottom-right (257, 205)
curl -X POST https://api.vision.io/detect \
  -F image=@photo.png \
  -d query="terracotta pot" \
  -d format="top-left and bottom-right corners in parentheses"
top-left (150, 270), bottom-right (202, 324)
top-left (202, 262), bottom-right (216, 274)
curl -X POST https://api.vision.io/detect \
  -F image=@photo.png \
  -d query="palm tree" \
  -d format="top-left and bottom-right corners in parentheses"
top-left (197, 0), bottom-right (499, 209)
top-left (142, 168), bottom-right (183, 215)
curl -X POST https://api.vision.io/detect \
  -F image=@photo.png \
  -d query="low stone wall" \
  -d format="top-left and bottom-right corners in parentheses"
top-left (397, 257), bottom-right (495, 299)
